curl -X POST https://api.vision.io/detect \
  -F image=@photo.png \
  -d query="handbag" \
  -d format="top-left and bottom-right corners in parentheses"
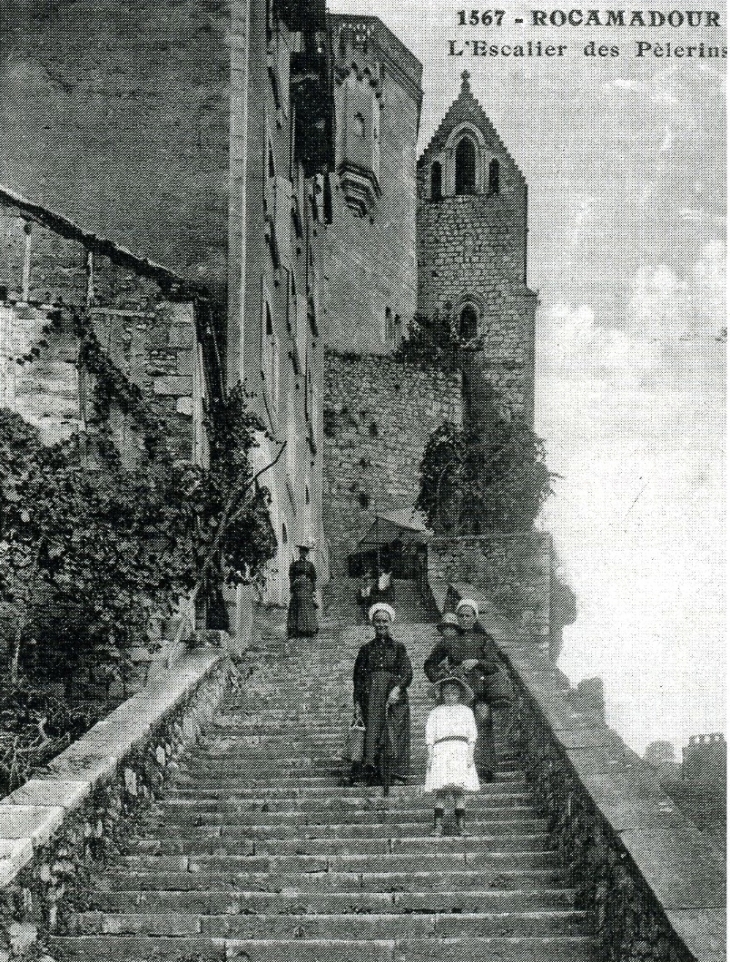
top-left (343, 707), bottom-right (366, 763)
top-left (482, 665), bottom-right (513, 706)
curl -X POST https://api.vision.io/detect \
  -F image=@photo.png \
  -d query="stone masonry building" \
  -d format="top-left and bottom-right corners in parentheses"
top-left (417, 70), bottom-right (538, 425)
top-left (323, 15), bottom-right (423, 355)
top-left (0, 0), bottom-right (335, 620)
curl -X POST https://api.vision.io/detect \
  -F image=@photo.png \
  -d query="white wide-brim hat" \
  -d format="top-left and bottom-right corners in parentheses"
top-left (431, 674), bottom-right (474, 703)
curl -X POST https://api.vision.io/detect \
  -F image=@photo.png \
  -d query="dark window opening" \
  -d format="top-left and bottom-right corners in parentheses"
top-left (268, 144), bottom-right (276, 179)
top-left (265, 303), bottom-right (274, 337)
top-left (354, 112), bottom-right (366, 138)
top-left (282, 522), bottom-right (288, 544)
top-left (431, 161), bottom-right (442, 201)
top-left (459, 304), bottom-right (478, 340)
top-left (455, 137), bottom-right (476, 195)
top-left (489, 158), bottom-right (500, 194)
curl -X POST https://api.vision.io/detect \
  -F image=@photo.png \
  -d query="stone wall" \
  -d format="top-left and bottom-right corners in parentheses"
top-left (417, 191), bottom-right (537, 422)
top-left (0, 650), bottom-right (235, 955)
top-left (0, 191), bottom-right (206, 457)
top-left (429, 533), bottom-right (552, 643)
top-left (323, 351), bottom-right (461, 573)
top-left (0, 0), bottom-right (230, 303)
top-left (323, 16), bottom-right (422, 355)
top-left (429, 578), bottom-right (725, 962)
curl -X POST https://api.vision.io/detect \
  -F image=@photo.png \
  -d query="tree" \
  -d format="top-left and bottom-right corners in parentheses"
top-left (416, 407), bottom-right (556, 535)
top-left (393, 309), bottom-right (483, 372)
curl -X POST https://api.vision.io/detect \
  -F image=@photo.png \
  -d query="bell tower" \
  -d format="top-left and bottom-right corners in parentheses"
top-left (417, 71), bottom-right (537, 425)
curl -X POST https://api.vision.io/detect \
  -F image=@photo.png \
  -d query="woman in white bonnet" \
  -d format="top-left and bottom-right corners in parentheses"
top-left (351, 603), bottom-right (413, 787)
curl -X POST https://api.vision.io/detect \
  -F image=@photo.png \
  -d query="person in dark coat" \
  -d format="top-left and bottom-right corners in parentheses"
top-left (287, 541), bottom-right (318, 638)
top-left (352, 602), bottom-right (412, 787)
top-left (355, 572), bottom-right (373, 623)
top-left (368, 567), bottom-right (395, 606)
top-left (424, 599), bottom-right (503, 781)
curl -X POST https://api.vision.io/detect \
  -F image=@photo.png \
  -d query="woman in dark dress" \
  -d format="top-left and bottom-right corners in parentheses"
top-left (287, 542), bottom-right (318, 638)
top-left (424, 599), bottom-right (503, 781)
top-left (352, 602), bottom-right (412, 787)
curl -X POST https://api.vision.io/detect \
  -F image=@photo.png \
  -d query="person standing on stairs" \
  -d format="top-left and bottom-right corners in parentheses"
top-left (424, 600), bottom-right (505, 782)
top-left (425, 675), bottom-right (479, 836)
top-left (351, 602), bottom-right (412, 787)
top-left (287, 540), bottom-right (319, 638)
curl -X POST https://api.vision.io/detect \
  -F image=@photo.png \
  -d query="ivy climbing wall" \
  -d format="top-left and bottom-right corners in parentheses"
top-left (322, 349), bottom-right (462, 574)
top-left (0, 194), bottom-right (201, 457)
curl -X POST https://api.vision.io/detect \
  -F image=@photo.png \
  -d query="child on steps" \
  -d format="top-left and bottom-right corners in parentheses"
top-left (425, 675), bottom-right (480, 836)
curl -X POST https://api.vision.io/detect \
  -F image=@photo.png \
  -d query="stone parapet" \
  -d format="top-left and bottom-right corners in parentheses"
top-left (0, 651), bottom-right (236, 956)
top-left (429, 533), bottom-right (552, 643)
top-left (429, 577), bottom-right (725, 962)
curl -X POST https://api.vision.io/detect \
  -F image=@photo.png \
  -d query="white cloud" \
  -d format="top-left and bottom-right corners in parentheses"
top-left (542, 240), bottom-right (726, 385)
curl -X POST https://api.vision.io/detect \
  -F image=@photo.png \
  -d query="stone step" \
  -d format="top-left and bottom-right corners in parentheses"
top-left (85, 887), bottom-right (579, 914)
top-left (135, 818), bottom-right (549, 840)
top-left (95, 867), bottom-right (570, 893)
top-left (185, 743), bottom-right (518, 758)
top-left (178, 752), bottom-right (525, 782)
top-left (50, 934), bottom-right (597, 961)
top-left (117, 850), bottom-right (562, 873)
top-left (158, 799), bottom-right (536, 819)
top-left (164, 787), bottom-right (535, 805)
top-left (171, 772), bottom-right (528, 788)
top-left (67, 908), bottom-right (590, 938)
top-left (154, 806), bottom-right (542, 826)
top-left (125, 832), bottom-right (553, 856)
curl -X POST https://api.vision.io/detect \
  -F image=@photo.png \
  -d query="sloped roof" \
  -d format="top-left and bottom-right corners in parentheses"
top-left (418, 71), bottom-right (524, 182)
top-left (358, 506), bottom-right (432, 547)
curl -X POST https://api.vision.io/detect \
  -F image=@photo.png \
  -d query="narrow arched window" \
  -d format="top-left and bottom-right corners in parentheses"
top-left (354, 112), bottom-right (366, 137)
top-left (459, 304), bottom-right (478, 340)
top-left (282, 522), bottom-right (288, 545)
top-left (431, 161), bottom-right (442, 201)
top-left (489, 158), bottom-right (500, 194)
top-left (455, 137), bottom-right (476, 195)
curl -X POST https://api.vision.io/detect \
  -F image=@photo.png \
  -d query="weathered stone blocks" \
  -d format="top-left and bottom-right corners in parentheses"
top-left (0, 652), bottom-right (236, 955)
top-left (435, 578), bottom-right (726, 962)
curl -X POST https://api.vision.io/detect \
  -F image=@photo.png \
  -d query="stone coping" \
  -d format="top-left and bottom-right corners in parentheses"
top-left (0, 650), bottom-right (222, 891)
top-left (435, 577), bottom-right (725, 962)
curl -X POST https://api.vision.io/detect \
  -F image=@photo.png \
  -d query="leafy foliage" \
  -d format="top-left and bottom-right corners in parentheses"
top-left (0, 386), bottom-right (275, 689)
top-left (416, 410), bottom-right (556, 535)
top-left (0, 681), bottom-right (103, 796)
top-left (393, 310), bottom-right (483, 372)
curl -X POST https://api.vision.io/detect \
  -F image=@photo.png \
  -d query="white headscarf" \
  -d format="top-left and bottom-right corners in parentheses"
top-left (456, 598), bottom-right (479, 617)
top-left (368, 602), bottom-right (396, 624)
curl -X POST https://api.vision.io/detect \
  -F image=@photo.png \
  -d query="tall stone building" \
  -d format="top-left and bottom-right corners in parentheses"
top-left (323, 15), bottom-right (423, 354)
top-left (417, 71), bottom-right (537, 425)
top-left (0, 0), bottom-right (335, 615)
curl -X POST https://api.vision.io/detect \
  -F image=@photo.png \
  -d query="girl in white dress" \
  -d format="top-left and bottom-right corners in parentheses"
top-left (425, 675), bottom-right (480, 836)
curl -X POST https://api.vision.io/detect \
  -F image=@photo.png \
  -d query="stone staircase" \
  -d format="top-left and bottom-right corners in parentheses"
top-left (50, 598), bottom-right (597, 961)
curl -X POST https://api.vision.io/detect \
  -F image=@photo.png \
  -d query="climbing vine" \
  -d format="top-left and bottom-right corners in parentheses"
top-left (393, 310), bottom-right (484, 372)
top-left (1, 310), bottom-right (277, 702)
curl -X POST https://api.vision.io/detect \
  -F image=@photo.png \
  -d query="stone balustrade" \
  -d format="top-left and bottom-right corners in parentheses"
top-left (428, 570), bottom-right (725, 962)
top-left (0, 650), bottom-right (236, 958)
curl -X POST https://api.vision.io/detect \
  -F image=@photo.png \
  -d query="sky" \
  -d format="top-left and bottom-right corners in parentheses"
top-left (332, 0), bottom-right (726, 756)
